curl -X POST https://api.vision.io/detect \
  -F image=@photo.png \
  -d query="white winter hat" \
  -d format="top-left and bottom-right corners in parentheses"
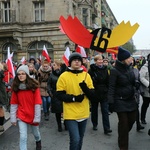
top-left (17, 65), bottom-right (29, 75)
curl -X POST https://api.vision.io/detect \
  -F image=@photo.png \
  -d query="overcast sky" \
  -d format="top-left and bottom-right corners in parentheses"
top-left (106, 0), bottom-right (150, 49)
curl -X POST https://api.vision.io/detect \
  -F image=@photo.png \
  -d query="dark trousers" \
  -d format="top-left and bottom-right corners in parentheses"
top-left (141, 96), bottom-right (150, 121)
top-left (117, 111), bottom-right (136, 150)
top-left (91, 101), bottom-right (110, 131)
top-left (136, 108), bottom-right (140, 126)
top-left (55, 113), bottom-right (62, 128)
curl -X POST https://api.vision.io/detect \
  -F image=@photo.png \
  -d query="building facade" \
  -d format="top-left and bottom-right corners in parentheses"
top-left (133, 49), bottom-right (150, 58)
top-left (0, 0), bottom-right (117, 62)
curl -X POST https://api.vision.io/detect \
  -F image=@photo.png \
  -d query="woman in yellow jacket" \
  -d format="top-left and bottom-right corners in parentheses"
top-left (56, 52), bottom-right (95, 150)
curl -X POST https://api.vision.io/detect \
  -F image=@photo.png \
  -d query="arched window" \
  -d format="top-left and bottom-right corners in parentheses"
top-left (28, 41), bottom-right (53, 60)
top-left (2, 42), bottom-right (17, 62)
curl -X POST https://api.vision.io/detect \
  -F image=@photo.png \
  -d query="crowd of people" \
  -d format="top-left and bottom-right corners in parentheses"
top-left (0, 48), bottom-right (149, 150)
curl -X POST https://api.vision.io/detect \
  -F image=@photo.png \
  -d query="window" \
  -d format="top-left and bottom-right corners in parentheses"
top-left (28, 41), bottom-right (53, 60)
top-left (3, 43), bottom-right (17, 62)
top-left (34, 2), bottom-right (45, 22)
top-left (82, 8), bottom-right (88, 26)
top-left (3, 2), bottom-right (11, 23)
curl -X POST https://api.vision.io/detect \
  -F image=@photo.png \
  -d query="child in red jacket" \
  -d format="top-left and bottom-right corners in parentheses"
top-left (10, 65), bottom-right (42, 150)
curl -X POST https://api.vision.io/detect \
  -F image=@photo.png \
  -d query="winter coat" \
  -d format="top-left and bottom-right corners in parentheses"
top-left (0, 70), bottom-right (8, 106)
top-left (139, 61), bottom-right (150, 97)
top-left (88, 64), bottom-right (109, 102)
top-left (108, 60), bottom-right (137, 112)
top-left (38, 66), bottom-right (51, 96)
top-left (47, 68), bottom-right (63, 113)
top-left (10, 88), bottom-right (42, 125)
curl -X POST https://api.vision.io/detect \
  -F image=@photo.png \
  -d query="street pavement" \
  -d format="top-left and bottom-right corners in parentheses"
top-left (0, 98), bottom-right (150, 150)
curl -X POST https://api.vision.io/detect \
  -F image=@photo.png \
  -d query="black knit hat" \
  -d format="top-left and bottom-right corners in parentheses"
top-left (117, 47), bottom-right (131, 61)
top-left (68, 52), bottom-right (83, 66)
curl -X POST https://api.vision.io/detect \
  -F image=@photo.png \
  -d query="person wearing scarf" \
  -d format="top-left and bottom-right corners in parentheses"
top-left (56, 52), bottom-right (95, 150)
top-left (10, 65), bottom-right (42, 150)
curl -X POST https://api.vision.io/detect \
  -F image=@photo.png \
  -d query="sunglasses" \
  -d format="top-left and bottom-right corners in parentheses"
top-left (17, 73), bottom-right (26, 76)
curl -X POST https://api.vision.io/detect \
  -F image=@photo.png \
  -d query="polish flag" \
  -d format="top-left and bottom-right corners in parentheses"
top-left (42, 45), bottom-right (51, 62)
top-left (10, 52), bottom-right (14, 59)
top-left (20, 56), bottom-right (26, 64)
top-left (62, 47), bottom-right (71, 66)
top-left (6, 47), bottom-right (15, 78)
top-left (75, 45), bottom-right (87, 58)
top-left (39, 55), bottom-right (42, 61)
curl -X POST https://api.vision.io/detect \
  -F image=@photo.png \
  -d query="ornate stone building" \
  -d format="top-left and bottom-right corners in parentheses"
top-left (0, 0), bottom-right (117, 62)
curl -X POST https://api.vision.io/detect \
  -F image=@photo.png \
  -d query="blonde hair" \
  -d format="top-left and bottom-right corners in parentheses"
top-left (94, 54), bottom-right (103, 62)
top-left (28, 63), bottom-right (35, 68)
top-left (0, 63), bottom-right (4, 70)
top-left (53, 60), bottom-right (62, 67)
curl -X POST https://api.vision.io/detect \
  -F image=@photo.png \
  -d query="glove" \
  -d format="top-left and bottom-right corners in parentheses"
top-left (109, 103), bottom-right (114, 113)
top-left (79, 81), bottom-right (88, 94)
top-left (74, 94), bottom-right (84, 102)
top-left (135, 80), bottom-right (140, 90)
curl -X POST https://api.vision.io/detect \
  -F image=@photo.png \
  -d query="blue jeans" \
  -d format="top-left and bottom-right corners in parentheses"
top-left (65, 119), bottom-right (87, 150)
top-left (91, 101), bottom-right (110, 131)
top-left (41, 96), bottom-right (51, 113)
top-left (18, 120), bottom-right (41, 150)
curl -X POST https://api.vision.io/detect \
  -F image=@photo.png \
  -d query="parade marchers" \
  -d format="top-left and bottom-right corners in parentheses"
top-left (0, 107), bottom-right (150, 150)
top-left (0, 48), bottom-right (150, 150)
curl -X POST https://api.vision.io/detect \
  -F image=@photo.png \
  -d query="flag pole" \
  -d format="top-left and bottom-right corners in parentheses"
top-left (8, 71), bottom-right (9, 83)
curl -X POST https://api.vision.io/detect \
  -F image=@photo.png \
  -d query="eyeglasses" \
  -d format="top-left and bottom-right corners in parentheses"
top-left (17, 73), bottom-right (26, 76)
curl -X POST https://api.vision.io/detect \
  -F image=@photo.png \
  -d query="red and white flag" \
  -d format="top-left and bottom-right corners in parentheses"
top-left (62, 47), bottom-right (71, 66)
top-left (20, 56), bottom-right (26, 64)
top-left (10, 52), bottom-right (14, 59)
top-left (6, 47), bottom-right (15, 78)
top-left (42, 45), bottom-right (51, 62)
top-left (75, 45), bottom-right (87, 58)
top-left (39, 55), bottom-right (42, 61)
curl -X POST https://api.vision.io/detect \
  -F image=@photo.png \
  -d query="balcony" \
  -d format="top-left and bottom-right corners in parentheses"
top-left (92, 7), bottom-right (98, 18)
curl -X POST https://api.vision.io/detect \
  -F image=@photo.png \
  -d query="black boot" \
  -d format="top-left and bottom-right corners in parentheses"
top-left (58, 125), bottom-right (62, 132)
top-left (137, 124), bottom-right (144, 131)
top-left (148, 129), bottom-right (150, 136)
top-left (141, 120), bottom-right (147, 124)
top-left (36, 140), bottom-right (41, 150)
top-left (0, 117), bottom-right (4, 132)
top-left (44, 113), bottom-right (49, 121)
